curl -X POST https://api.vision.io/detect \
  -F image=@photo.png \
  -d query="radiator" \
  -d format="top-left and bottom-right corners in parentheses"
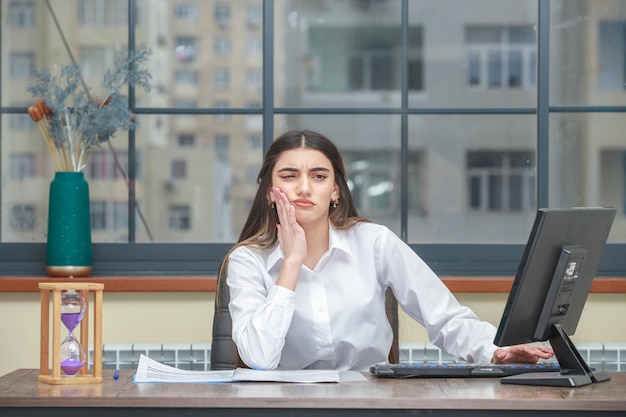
top-left (90, 342), bottom-right (626, 371)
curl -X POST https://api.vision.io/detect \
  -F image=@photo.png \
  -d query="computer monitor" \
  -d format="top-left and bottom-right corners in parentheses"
top-left (494, 207), bottom-right (616, 387)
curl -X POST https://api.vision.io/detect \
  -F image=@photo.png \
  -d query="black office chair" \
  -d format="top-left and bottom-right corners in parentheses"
top-left (210, 260), bottom-right (400, 370)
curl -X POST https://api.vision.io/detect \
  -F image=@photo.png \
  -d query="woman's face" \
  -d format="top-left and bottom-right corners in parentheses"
top-left (271, 148), bottom-right (339, 227)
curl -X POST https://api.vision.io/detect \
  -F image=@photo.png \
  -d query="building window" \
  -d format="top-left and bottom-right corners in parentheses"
top-left (91, 201), bottom-right (128, 231)
top-left (246, 4), bottom-right (262, 29)
top-left (79, 46), bottom-right (117, 79)
top-left (174, 4), bottom-right (198, 20)
top-left (309, 26), bottom-right (423, 92)
top-left (174, 70), bottom-right (199, 85)
top-left (344, 152), bottom-right (395, 212)
top-left (214, 68), bottom-right (230, 89)
top-left (467, 150), bottom-right (535, 212)
top-left (214, 37), bottom-right (231, 55)
top-left (598, 21), bottom-right (626, 90)
top-left (169, 205), bottom-right (191, 230)
top-left (466, 26), bottom-right (536, 89)
top-left (78, 0), bottom-right (129, 27)
top-left (10, 52), bottom-right (35, 78)
top-left (247, 36), bottom-right (262, 55)
top-left (8, 1), bottom-right (35, 28)
top-left (86, 150), bottom-right (129, 180)
top-left (10, 204), bottom-right (35, 231)
top-left (215, 4), bottom-right (230, 28)
top-left (174, 37), bottom-right (198, 63)
top-left (10, 153), bottom-right (36, 179)
top-left (171, 159), bottom-right (187, 179)
top-left (214, 101), bottom-right (230, 121)
top-left (215, 134), bottom-right (229, 155)
top-left (9, 111), bottom-right (33, 130)
top-left (177, 134), bottom-right (196, 147)
top-left (246, 134), bottom-right (262, 150)
top-left (246, 68), bottom-right (262, 90)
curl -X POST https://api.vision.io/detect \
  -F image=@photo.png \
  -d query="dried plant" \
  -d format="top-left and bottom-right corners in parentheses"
top-left (27, 45), bottom-right (153, 172)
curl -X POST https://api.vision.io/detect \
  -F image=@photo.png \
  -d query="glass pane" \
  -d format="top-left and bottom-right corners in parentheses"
top-left (134, 115), bottom-right (263, 243)
top-left (549, 113), bottom-right (626, 243)
top-left (409, 0), bottom-right (537, 107)
top-left (408, 115), bottom-right (537, 244)
top-left (551, 0), bottom-right (626, 106)
top-left (274, 114), bottom-right (402, 236)
top-left (276, 0), bottom-right (404, 108)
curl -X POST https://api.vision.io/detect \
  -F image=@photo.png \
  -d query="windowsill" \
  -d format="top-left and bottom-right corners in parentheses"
top-left (0, 276), bottom-right (625, 293)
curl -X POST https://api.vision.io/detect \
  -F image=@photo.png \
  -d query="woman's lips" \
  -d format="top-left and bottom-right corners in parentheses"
top-left (293, 199), bottom-right (314, 208)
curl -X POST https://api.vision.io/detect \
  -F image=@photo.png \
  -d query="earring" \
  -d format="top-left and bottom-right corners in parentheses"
top-left (267, 196), bottom-right (275, 208)
top-left (331, 198), bottom-right (339, 208)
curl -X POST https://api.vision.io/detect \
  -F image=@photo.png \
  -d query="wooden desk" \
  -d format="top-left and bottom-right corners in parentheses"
top-left (1, 369), bottom-right (625, 416)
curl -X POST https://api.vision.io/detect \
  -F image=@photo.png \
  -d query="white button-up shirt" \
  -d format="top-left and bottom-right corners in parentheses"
top-left (227, 222), bottom-right (498, 371)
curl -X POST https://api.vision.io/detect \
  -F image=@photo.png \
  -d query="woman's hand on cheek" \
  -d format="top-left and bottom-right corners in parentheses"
top-left (273, 187), bottom-right (307, 264)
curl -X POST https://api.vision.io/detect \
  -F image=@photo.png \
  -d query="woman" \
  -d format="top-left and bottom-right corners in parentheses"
top-left (223, 129), bottom-right (553, 371)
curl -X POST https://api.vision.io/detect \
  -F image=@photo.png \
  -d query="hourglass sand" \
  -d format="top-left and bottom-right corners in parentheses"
top-left (39, 282), bottom-right (103, 385)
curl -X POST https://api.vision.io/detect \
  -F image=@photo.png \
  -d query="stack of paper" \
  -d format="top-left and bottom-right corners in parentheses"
top-left (134, 354), bottom-right (365, 383)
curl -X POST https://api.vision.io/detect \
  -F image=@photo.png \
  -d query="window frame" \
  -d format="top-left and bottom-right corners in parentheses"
top-left (0, 0), bottom-right (624, 280)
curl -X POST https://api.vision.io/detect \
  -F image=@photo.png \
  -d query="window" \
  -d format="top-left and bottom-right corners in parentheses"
top-left (174, 37), bottom-right (198, 63)
top-left (8, 1), bottom-right (35, 28)
top-left (91, 201), bottom-right (128, 231)
top-left (466, 26), bottom-right (536, 89)
top-left (9, 112), bottom-right (33, 131)
top-left (0, 2), bottom-right (624, 279)
top-left (214, 37), bottom-right (231, 55)
top-left (246, 4), bottom-right (262, 29)
top-left (246, 68), bottom-right (262, 90)
top-left (215, 4), bottom-right (230, 28)
top-left (214, 101), bottom-right (230, 121)
top-left (174, 70), bottom-right (199, 85)
top-left (309, 26), bottom-right (423, 92)
top-left (10, 52), bottom-right (34, 78)
top-left (10, 204), bottom-right (35, 231)
top-left (598, 21), bottom-right (626, 90)
top-left (214, 68), bottom-right (230, 89)
top-left (344, 149), bottom-right (424, 216)
top-left (169, 205), bottom-right (191, 230)
top-left (246, 135), bottom-right (262, 150)
top-left (171, 159), bottom-right (187, 179)
top-left (247, 36), bottom-right (262, 55)
top-left (86, 150), bottom-right (129, 180)
top-left (10, 153), bottom-right (36, 179)
top-left (174, 4), bottom-right (198, 20)
top-left (78, 0), bottom-right (129, 26)
top-left (215, 135), bottom-right (229, 155)
top-left (79, 46), bottom-right (118, 79)
top-left (177, 134), bottom-right (196, 147)
top-left (467, 151), bottom-right (535, 212)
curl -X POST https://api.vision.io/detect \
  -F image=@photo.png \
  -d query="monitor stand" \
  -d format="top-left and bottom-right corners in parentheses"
top-left (500, 323), bottom-right (611, 387)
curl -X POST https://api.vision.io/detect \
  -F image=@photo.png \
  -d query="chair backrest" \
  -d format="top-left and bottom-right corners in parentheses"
top-left (210, 262), bottom-right (400, 370)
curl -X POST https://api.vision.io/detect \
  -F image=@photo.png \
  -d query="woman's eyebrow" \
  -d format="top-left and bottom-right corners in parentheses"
top-left (277, 167), bottom-right (330, 173)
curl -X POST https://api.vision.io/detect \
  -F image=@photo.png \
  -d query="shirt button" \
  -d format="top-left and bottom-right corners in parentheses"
top-left (321, 339), bottom-right (331, 347)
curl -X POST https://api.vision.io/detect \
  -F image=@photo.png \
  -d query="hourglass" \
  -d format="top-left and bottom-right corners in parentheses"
top-left (39, 282), bottom-right (103, 385)
top-left (60, 289), bottom-right (87, 376)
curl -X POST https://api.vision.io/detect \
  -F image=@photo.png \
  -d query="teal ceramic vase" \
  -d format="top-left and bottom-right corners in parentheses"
top-left (46, 172), bottom-right (93, 277)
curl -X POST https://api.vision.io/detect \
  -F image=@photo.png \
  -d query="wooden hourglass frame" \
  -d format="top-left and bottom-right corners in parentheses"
top-left (39, 282), bottom-right (104, 385)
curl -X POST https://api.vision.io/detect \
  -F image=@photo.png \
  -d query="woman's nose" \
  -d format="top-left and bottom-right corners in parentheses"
top-left (296, 177), bottom-right (311, 195)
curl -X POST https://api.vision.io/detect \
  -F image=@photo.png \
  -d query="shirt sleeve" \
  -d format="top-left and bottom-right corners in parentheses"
top-left (226, 247), bottom-right (296, 370)
top-left (377, 227), bottom-right (498, 365)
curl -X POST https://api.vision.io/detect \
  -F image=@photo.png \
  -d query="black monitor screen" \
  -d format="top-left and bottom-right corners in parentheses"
top-left (494, 207), bottom-right (616, 387)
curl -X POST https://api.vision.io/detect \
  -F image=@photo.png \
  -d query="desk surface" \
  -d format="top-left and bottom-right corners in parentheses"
top-left (1, 369), bottom-right (625, 417)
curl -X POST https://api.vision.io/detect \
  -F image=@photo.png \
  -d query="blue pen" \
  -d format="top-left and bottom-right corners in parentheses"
top-left (114, 370), bottom-right (119, 380)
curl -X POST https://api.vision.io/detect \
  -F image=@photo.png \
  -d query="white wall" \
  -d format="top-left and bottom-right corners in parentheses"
top-left (1, 291), bottom-right (625, 377)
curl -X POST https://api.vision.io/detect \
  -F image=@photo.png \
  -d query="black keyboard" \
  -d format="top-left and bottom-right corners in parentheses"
top-left (370, 362), bottom-right (561, 378)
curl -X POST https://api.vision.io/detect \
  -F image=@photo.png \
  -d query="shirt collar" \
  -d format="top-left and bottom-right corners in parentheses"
top-left (266, 223), bottom-right (353, 272)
